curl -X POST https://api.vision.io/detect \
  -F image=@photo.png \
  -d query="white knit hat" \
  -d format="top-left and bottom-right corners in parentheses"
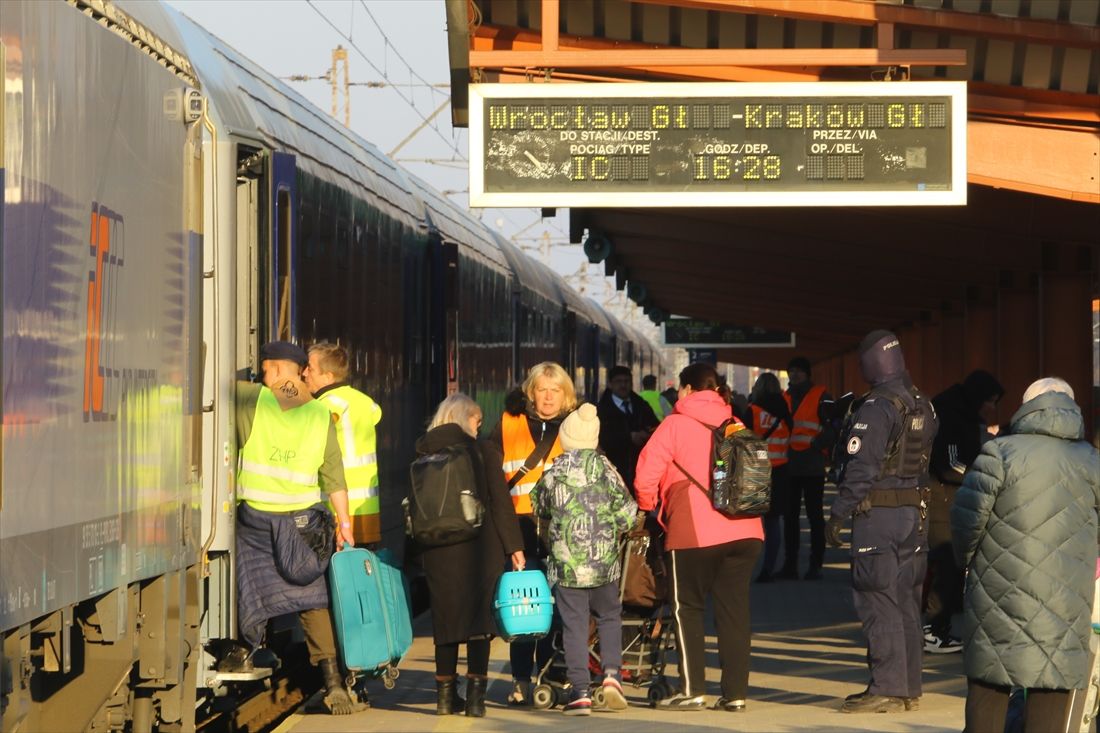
top-left (559, 403), bottom-right (600, 451)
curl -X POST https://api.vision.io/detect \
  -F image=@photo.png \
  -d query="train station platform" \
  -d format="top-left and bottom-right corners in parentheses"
top-left (275, 542), bottom-right (966, 733)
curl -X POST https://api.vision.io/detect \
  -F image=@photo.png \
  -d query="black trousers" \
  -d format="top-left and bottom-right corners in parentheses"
top-left (782, 474), bottom-right (825, 572)
top-left (964, 679), bottom-right (1072, 733)
top-left (436, 638), bottom-right (491, 678)
top-left (509, 517), bottom-right (555, 681)
top-left (667, 539), bottom-right (762, 699)
top-left (925, 542), bottom-right (965, 638)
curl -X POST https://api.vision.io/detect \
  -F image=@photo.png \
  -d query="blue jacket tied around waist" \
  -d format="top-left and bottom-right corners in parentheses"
top-left (236, 502), bottom-right (336, 647)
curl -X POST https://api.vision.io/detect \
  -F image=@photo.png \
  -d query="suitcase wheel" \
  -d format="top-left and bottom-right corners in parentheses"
top-left (386, 666), bottom-right (400, 681)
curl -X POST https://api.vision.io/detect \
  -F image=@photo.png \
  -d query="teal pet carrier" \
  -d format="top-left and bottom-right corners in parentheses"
top-left (493, 570), bottom-right (554, 642)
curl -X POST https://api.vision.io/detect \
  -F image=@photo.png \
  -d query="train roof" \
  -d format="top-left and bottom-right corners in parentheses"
top-left (149, 3), bottom-right (425, 232)
top-left (491, 233), bottom-right (561, 305)
top-left (404, 174), bottom-right (508, 270)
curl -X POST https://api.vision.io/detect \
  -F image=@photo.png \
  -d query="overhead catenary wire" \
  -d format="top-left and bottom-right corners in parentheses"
top-left (305, 0), bottom-right (467, 162)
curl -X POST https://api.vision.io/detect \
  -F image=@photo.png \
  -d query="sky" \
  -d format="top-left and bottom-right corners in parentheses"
top-left (165, 0), bottom-right (656, 334)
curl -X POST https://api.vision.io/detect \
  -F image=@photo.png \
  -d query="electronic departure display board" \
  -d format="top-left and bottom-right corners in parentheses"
top-left (662, 319), bottom-right (796, 349)
top-left (469, 82), bottom-right (967, 207)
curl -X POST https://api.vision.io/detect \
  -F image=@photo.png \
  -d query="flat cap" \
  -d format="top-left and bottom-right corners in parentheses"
top-left (260, 340), bottom-right (308, 367)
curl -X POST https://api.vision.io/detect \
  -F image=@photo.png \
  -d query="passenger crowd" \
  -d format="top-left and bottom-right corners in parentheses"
top-left (226, 335), bottom-right (1100, 731)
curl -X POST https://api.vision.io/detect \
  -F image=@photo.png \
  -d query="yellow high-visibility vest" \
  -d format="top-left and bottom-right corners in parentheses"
top-left (238, 388), bottom-right (329, 512)
top-left (317, 385), bottom-right (382, 521)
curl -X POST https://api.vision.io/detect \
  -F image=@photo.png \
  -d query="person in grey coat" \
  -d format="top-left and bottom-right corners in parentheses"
top-left (951, 377), bottom-right (1100, 733)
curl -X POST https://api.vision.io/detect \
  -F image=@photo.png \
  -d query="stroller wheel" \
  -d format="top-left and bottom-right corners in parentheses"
top-left (648, 680), bottom-right (670, 706)
top-left (532, 684), bottom-right (555, 710)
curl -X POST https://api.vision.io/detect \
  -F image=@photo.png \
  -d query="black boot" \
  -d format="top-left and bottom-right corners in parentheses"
top-left (465, 675), bottom-right (487, 717)
top-left (319, 658), bottom-right (362, 715)
top-left (436, 676), bottom-right (465, 715)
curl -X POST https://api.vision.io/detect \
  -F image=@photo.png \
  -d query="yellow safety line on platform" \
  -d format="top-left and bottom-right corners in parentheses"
top-left (271, 711), bottom-right (306, 733)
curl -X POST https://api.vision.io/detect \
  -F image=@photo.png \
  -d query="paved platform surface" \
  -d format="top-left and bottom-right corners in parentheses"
top-left (275, 541), bottom-right (967, 733)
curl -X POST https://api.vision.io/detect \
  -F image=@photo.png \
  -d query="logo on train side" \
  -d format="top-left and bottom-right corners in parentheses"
top-left (84, 203), bottom-right (123, 422)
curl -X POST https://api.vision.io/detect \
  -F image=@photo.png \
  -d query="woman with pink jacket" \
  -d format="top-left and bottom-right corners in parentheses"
top-left (635, 362), bottom-right (764, 712)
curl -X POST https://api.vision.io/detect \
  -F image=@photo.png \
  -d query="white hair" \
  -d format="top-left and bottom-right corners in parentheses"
top-left (428, 393), bottom-right (482, 437)
top-left (1022, 377), bottom-right (1074, 404)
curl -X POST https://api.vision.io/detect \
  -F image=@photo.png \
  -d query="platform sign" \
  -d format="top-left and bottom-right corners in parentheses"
top-left (469, 82), bottom-right (967, 207)
top-left (663, 319), bottom-right (796, 349)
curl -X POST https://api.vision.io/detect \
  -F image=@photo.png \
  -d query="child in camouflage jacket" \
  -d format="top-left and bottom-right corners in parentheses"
top-left (530, 403), bottom-right (637, 715)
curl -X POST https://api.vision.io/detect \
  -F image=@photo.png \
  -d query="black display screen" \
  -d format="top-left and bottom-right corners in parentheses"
top-left (662, 319), bottom-right (795, 348)
top-left (469, 82), bottom-right (966, 207)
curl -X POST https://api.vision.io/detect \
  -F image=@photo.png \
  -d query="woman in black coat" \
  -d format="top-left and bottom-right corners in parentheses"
top-left (414, 394), bottom-right (524, 717)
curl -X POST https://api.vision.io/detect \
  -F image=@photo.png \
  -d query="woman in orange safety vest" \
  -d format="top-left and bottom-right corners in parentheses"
top-left (489, 361), bottom-right (577, 706)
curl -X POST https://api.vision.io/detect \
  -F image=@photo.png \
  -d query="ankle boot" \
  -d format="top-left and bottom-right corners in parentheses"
top-left (319, 658), bottom-right (360, 715)
top-left (436, 676), bottom-right (464, 715)
top-left (465, 675), bottom-right (487, 717)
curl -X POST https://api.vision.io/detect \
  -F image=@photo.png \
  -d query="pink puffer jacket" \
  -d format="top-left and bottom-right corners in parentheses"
top-left (634, 389), bottom-right (765, 550)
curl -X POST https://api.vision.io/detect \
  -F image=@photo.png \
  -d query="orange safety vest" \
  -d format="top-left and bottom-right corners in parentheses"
top-left (500, 413), bottom-right (563, 515)
top-left (785, 384), bottom-right (827, 454)
top-left (749, 404), bottom-right (790, 467)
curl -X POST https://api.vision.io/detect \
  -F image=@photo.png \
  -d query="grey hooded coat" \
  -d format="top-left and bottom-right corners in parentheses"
top-left (951, 390), bottom-right (1100, 689)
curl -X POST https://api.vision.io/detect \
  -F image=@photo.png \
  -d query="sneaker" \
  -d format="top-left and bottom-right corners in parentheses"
top-left (601, 676), bottom-right (628, 711)
top-left (564, 695), bottom-right (592, 716)
top-left (923, 629), bottom-right (963, 654)
top-left (841, 694), bottom-right (906, 713)
top-left (655, 692), bottom-right (707, 710)
top-left (713, 697), bottom-right (746, 712)
top-left (507, 679), bottom-right (531, 706)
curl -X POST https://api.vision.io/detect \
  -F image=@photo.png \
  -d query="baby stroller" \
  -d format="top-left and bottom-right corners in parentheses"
top-left (530, 518), bottom-right (676, 709)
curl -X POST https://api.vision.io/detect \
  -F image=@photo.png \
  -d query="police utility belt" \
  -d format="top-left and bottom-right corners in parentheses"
top-left (858, 487), bottom-right (928, 511)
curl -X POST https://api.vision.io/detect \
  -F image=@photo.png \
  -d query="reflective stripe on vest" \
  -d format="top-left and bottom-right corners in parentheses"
top-left (318, 385), bottom-right (382, 518)
top-left (500, 412), bottom-right (563, 515)
top-left (238, 388), bottom-right (330, 512)
top-left (750, 404), bottom-right (790, 467)
top-left (785, 384), bottom-right (827, 453)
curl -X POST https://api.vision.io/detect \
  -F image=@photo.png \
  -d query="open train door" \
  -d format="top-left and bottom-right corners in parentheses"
top-left (235, 148), bottom-right (296, 373)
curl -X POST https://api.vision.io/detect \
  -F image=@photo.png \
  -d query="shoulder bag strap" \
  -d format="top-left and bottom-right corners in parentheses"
top-left (506, 422), bottom-right (559, 489)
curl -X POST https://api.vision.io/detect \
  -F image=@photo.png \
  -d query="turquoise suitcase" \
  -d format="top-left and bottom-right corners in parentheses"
top-left (328, 544), bottom-right (412, 687)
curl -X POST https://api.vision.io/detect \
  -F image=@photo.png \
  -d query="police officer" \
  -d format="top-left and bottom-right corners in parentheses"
top-left (826, 330), bottom-right (938, 714)
top-left (304, 342), bottom-right (384, 547)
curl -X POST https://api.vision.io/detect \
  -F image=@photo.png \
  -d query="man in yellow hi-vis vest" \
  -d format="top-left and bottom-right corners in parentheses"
top-left (304, 342), bottom-right (383, 546)
top-left (228, 340), bottom-right (361, 715)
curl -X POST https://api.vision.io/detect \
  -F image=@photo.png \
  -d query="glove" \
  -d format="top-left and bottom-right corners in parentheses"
top-left (825, 515), bottom-right (846, 549)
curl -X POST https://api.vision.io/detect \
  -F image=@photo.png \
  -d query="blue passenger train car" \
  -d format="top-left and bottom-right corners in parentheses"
top-left (0, 1), bottom-right (662, 731)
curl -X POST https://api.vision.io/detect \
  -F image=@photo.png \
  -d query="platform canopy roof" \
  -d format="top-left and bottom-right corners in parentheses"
top-left (447, 0), bottom-right (1099, 368)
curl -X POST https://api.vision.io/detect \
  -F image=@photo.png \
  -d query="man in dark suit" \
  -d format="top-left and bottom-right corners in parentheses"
top-left (597, 365), bottom-right (659, 494)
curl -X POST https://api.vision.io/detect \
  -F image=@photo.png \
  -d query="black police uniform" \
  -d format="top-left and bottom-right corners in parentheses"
top-left (829, 332), bottom-right (938, 712)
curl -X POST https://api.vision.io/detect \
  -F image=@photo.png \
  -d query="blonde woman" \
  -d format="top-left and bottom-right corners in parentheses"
top-left (488, 362), bottom-right (578, 705)
top-left (415, 394), bottom-right (524, 717)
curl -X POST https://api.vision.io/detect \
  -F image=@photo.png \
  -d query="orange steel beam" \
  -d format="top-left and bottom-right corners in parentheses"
top-left (541, 0), bottom-right (558, 52)
top-left (468, 46), bottom-right (966, 68)
top-left (473, 28), bottom-right (825, 81)
top-left (630, 0), bottom-right (1100, 49)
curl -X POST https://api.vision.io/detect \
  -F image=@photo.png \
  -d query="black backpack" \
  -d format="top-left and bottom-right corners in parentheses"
top-left (675, 418), bottom-right (772, 517)
top-left (406, 443), bottom-right (485, 547)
